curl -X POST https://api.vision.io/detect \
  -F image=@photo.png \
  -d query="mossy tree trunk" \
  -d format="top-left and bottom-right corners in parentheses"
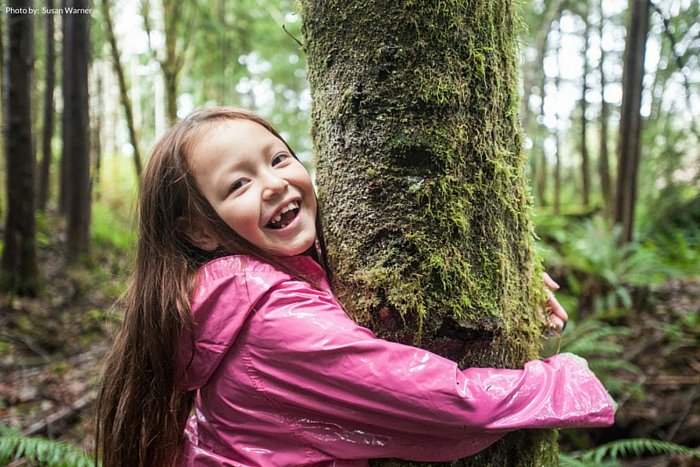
top-left (301, 1), bottom-right (555, 466)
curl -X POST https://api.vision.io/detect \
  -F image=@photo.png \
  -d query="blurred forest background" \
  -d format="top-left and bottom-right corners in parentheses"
top-left (0, 0), bottom-right (698, 465)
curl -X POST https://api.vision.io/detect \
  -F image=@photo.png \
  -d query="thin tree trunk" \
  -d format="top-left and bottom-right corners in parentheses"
top-left (614, 0), bottom-right (650, 243)
top-left (580, 12), bottom-right (591, 207)
top-left (142, 0), bottom-right (192, 124)
top-left (92, 63), bottom-right (103, 198)
top-left (649, 2), bottom-right (700, 142)
top-left (0, 10), bottom-right (5, 219)
top-left (553, 22), bottom-right (562, 216)
top-left (37, 0), bottom-right (56, 212)
top-left (100, 0), bottom-right (142, 179)
top-left (62, 0), bottom-right (91, 261)
top-left (1, 0), bottom-right (40, 296)
top-left (301, 1), bottom-right (556, 465)
top-left (597, 0), bottom-right (612, 217)
top-left (536, 71), bottom-right (548, 207)
top-left (521, 0), bottom-right (565, 132)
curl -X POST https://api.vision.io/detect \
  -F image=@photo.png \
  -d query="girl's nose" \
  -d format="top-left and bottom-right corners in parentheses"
top-left (261, 174), bottom-right (289, 200)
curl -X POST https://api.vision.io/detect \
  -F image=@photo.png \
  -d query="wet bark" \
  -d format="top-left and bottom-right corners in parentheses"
top-left (1, 0), bottom-right (40, 296)
top-left (301, 1), bottom-right (555, 465)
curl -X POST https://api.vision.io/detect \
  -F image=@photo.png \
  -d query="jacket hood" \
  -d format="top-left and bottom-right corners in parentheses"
top-left (176, 255), bottom-right (324, 391)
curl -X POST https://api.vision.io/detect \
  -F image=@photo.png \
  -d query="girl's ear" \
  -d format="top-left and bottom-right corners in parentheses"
top-left (176, 216), bottom-right (221, 251)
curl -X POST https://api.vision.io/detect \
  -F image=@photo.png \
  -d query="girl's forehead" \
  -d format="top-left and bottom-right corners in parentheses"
top-left (188, 119), bottom-right (285, 165)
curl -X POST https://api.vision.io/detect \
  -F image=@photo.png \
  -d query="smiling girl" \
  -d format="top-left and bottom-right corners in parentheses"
top-left (95, 107), bottom-right (613, 467)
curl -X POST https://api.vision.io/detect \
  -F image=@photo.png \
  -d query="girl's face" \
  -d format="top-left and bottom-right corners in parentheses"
top-left (189, 119), bottom-right (317, 256)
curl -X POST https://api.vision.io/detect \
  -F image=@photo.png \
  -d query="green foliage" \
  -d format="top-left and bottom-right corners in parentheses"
top-left (653, 230), bottom-right (700, 278)
top-left (91, 201), bottom-right (135, 254)
top-left (535, 215), bottom-right (692, 318)
top-left (559, 438), bottom-right (700, 466)
top-left (0, 424), bottom-right (95, 467)
top-left (553, 319), bottom-right (642, 397)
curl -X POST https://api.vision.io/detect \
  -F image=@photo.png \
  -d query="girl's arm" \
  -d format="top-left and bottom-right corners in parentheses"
top-left (241, 279), bottom-right (614, 461)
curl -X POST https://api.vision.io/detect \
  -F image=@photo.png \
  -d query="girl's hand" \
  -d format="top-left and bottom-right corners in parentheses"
top-left (543, 273), bottom-right (568, 333)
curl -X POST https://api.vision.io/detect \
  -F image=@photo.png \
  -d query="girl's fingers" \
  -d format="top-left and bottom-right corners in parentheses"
top-left (548, 315), bottom-right (566, 332)
top-left (543, 272), bottom-right (560, 290)
top-left (546, 290), bottom-right (569, 322)
top-left (540, 273), bottom-right (568, 333)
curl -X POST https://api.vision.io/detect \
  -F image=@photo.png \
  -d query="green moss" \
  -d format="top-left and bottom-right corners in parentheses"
top-left (302, 0), bottom-right (557, 464)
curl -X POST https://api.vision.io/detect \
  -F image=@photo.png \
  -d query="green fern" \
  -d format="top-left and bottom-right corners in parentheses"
top-left (557, 217), bottom-right (673, 316)
top-left (0, 425), bottom-right (95, 467)
top-left (560, 438), bottom-right (700, 466)
top-left (557, 320), bottom-right (642, 396)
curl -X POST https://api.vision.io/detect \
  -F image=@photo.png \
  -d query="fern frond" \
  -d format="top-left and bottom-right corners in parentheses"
top-left (558, 452), bottom-right (592, 467)
top-left (580, 438), bottom-right (700, 463)
top-left (0, 431), bottom-right (95, 467)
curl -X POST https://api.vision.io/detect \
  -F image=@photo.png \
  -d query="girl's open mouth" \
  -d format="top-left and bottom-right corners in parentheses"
top-left (265, 201), bottom-right (300, 229)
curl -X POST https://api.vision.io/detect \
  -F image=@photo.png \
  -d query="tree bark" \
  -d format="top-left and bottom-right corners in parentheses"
top-left (62, 0), bottom-right (91, 261)
top-left (536, 71), bottom-right (548, 207)
top-left (0, 6), bottom-right (5, 219)
top-left (614, 0), bottom-right (650, 243)
top-left (301, 1), bottom-right (555, 465)
top-left (1, 0), bottom-right (40, 296)
top-left (597, 0), bottom-right (612, 217)
top-left (553, 22), bottom-right (562, 216)
top-left (579, 12), bottom-right (591, 208)
top-left (101, 0), bottom-right (142, 179)
top-left (37, 0), bottom-right (56, 212)
top-left (521, 0), bottom-right (565, 133)
top-left (142, 0), bottom-right (192, 123)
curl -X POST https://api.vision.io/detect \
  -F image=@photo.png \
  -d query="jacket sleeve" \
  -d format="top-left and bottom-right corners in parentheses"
top-left (242, 279), bottom-right (615, 461)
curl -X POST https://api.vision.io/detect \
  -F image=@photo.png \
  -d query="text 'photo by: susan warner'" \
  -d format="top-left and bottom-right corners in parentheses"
top-left (3, 5), bottom-right (93, 15)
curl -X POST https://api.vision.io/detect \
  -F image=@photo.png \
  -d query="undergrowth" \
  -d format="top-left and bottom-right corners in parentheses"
top-left (560, 437), bottom-right (700, 466)
top-left (0, 424), bottom-right (95, 467)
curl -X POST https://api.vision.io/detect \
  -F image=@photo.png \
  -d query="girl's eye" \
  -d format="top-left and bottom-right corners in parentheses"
top-left (230, 179), bottom-right (247, 193)
top-left (272, 153), bottom-right (289, 166)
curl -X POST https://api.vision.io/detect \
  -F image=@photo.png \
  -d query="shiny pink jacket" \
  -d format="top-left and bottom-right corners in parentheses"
top-left (177, 255), bottom-right (614, 466)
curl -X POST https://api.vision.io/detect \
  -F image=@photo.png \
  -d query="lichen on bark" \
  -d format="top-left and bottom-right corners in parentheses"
top-left (301, 1), bottom-right (557, 465)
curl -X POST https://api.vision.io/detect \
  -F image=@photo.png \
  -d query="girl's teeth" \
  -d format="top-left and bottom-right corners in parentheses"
top-left (273, 215), bottom-right (282, 222)
top-left (280, 201), bottom-right (297, 214)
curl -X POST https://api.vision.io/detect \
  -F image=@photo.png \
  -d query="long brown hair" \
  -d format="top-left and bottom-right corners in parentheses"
top-left (95, 108), bottom-right (330, 467)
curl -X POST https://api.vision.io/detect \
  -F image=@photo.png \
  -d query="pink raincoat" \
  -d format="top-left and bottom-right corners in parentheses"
top-left (177, 255), bottom-right (614, 466)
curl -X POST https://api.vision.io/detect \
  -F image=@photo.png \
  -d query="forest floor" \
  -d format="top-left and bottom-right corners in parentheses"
top-left (0, 239), bottom-right (699, 466)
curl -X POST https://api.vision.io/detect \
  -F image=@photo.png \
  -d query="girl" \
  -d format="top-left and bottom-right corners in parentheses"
top-left (95, 107), bottom-right (614, 467)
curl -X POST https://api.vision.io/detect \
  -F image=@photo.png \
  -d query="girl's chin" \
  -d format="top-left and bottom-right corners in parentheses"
top-left (260, 234), bottom-right (316, 257)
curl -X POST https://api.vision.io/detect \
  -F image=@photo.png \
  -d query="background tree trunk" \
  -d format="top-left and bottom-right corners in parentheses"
top-left (142, 0), bottom-right (193, 123)
top-left (301, 1), bottom-right (555, 465)
top-left (37, 0), bottom-right (56, 212)
top-left (579, 11), bottom-right (591, 208)
top-left (597, 0), bottom-right (612, 217)
top-left (1, 0), bottom-right (40, 296)
top-left (536, 72), bottom-right (548, 207)
top-left (0, 6), bottom-right (5, 220)
top-left (62, 0), bottom-right (91, 261)
top-left (614, 0), bottom-right (649, 243)
top-left (101, 0), bottom-right (142, 179)
top-left (553, 22), bottom-right (562, 216)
